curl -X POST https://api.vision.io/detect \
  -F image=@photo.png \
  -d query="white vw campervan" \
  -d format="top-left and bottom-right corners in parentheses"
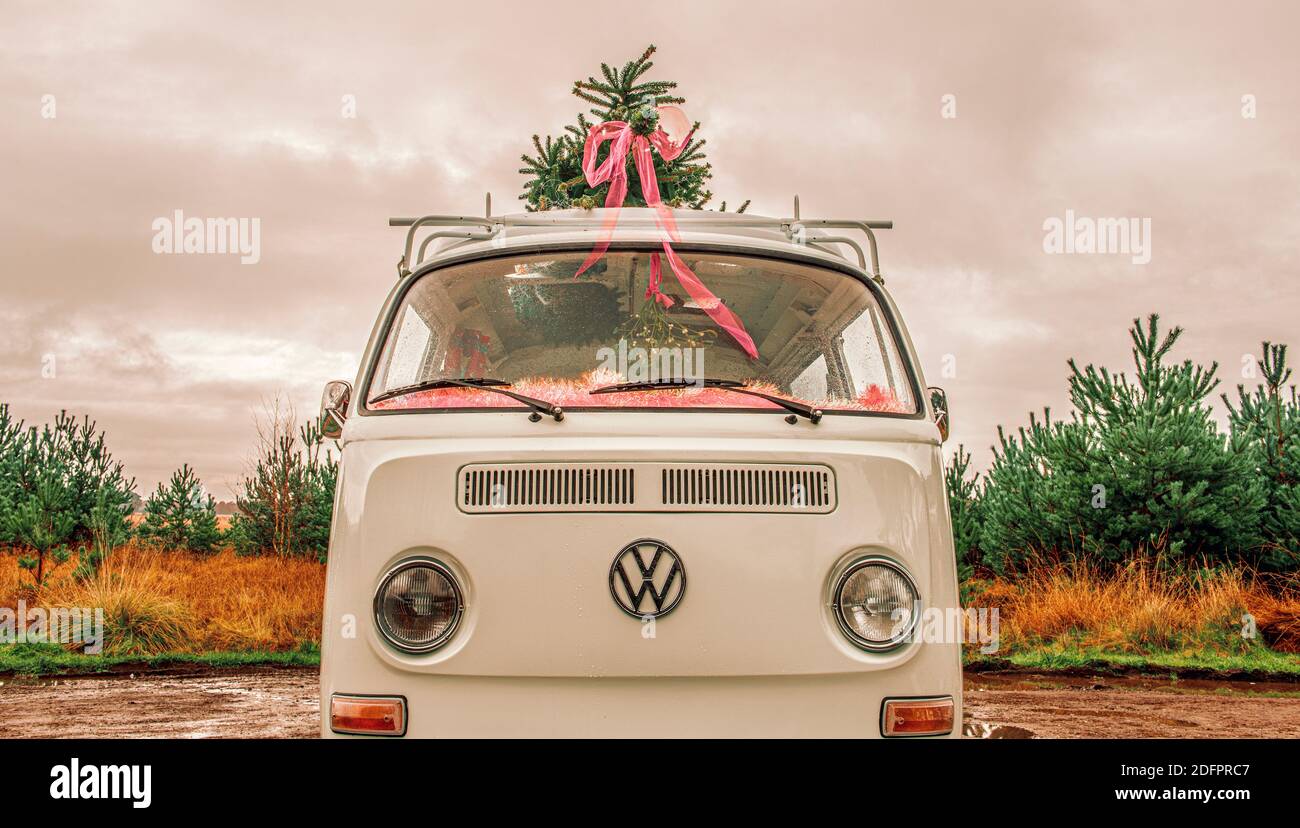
top-left (318, 204), bottom-right (961, 737)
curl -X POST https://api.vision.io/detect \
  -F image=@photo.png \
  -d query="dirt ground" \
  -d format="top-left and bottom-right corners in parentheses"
top-left (0, 666), bottom-right (320, 739)
top-left (964, 672), bottom-right (1300, 738)
top-left (2, 667), bottom-right (1299, 738)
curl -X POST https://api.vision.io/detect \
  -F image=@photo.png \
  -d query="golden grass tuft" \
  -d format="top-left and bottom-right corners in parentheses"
top-left (44, 556), bottom-right (192, 655)
top-left (1246, 574), bottom-right (1300, 654)
top-left (1, 544), bottom-right (325, 655)
top-left (965, 560), bottom-right (1300, 656)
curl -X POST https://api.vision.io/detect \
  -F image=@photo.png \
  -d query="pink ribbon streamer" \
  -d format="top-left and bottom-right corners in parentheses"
top-left (647, 253), bottom-right (673, 307)
top-left (572, 114), bottom-right (758, 359)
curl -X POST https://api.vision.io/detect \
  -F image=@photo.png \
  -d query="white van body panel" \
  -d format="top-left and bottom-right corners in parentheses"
top-left (320, 209), bottom-right (962, 737)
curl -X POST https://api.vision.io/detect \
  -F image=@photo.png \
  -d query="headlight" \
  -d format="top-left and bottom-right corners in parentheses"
top-left (833, 557), bottom-right (919, 651)
top-left (374, 559), bottom-right (463, 652)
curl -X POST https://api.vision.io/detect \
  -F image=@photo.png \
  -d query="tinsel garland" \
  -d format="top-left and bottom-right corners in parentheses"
top-left (370, 369), bottom-right (910, 413)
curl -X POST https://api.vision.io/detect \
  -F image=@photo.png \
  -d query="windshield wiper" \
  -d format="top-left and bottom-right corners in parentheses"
top-left (590, 378), bottom-right (822, 424)
top-left (370, 377), bottom-right (564, 422)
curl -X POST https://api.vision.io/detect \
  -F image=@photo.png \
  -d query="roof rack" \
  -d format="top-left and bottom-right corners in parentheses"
top-left (390, 194), bottom-right (893, 284)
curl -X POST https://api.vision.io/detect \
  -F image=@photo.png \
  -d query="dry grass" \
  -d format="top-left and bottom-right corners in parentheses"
top-left (1, 544), bottom-right (325, 655)
top-left (1246, 576), bottom-right (1300, 654)
top-left (44, 557), bottom-right (193, 655)
top-left (5, 541), bottom-right (1298, 662)
top-left (965, 561), bottom-right (1300, 655)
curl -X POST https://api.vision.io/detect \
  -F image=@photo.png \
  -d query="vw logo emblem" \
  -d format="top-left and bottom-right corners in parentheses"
top-left (609, 539), bottom-right (686, 619)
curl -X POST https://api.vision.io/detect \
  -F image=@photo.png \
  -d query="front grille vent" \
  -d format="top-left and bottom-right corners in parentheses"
top-left (460, 464), bottom-right (634, 512)
top-left (660, 464), bottom-right (834, 511)
top-left (458, 462), bottom-right (835, 513)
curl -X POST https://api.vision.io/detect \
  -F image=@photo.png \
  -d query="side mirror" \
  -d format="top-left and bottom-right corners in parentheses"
top-left (320, 380), bottom-right (352, 440)
top-left (928, 386), bottom-right (950, 443)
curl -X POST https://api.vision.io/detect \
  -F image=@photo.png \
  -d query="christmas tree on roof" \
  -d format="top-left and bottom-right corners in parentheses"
top-left (518, 45), bottom-right (746, 213)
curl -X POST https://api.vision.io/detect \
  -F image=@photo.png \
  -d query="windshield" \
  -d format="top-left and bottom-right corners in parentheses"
top-left (366, 250), bottom-right (917, 415)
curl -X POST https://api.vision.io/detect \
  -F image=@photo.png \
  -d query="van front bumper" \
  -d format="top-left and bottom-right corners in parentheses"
top-left (322, 667), bottom-right (961, 738)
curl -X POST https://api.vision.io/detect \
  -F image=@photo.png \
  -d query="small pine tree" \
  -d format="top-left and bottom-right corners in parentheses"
top-left (1224, 342), bottom-right (1300, 569)
top-left (980, 315), bottom-right (1265, 571)
top-left (139, 464), bottom-right (221, 554)
top-left (296, 418), bottom-right (338, 562)
top-left (73, 484), bottom-right (135, 580)
top-left (0, 407), bottom-right (135, 546)
top-left (87, 483), bottom-right (132, 558)
top-left (6, 469), bottom-right (76, 586)
top-left (1069, 315), bottom-right (1264, 562)
top-left (978, 410), bottom-right (1088, 570)
top-left (943, 445), bottom-right (983, 579)
top-left (519, 45), bottom-right (715, 211)
top-left (57, 411), bottom-right (136, 540)
top-left (0, 404), bottom-right (23, 534)
top-left (229, 414), bottom-right (337, 560)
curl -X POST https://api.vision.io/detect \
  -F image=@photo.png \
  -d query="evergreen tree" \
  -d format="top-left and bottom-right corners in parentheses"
top-left (1224, 342), bottom-right (1300, 569)
top-left (87, 482), bottom-right (132, 558)
top-left (519, 45), bottom-right (715, 211)
top-left (0, 404), bottom-right (23, 538)
top-left (979, 410), bottom-right (1090, 570)
top-left (229, 417), bottom-right (337, 560)
top-left (0, 407), bottom-right (134, 546)
top-left (980, 315), bottom-right (1265, 571)
top-left (944, 445), bottom-right (983, 579)
top-left (57, 411), bottom-right (136, 541)
top-left (7, 468), bottom-right (75, 586)
top-left (1, 406), bottom-right (135, 585)
top-left (75, 484), bottom-right (135, 580)
top-left (139, 464), bottom-right (221, 554)
top-left (297, 418), bottom-right (339, 560)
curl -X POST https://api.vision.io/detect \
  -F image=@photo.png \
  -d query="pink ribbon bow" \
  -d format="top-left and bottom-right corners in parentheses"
top-left (572, 107), bottom-right (758, 359)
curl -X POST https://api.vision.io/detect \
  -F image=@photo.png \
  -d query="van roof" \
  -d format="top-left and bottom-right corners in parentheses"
top-left (391, 206), bottom-right (892, 285)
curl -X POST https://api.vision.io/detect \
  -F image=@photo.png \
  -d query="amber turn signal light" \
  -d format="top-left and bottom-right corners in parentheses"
top-left (330, 694), bottom-right (407, 736)
top-left (881, 696), bottom-right (955, 737)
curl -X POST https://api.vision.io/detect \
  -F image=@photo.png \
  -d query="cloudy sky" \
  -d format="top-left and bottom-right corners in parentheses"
top-left (2, 0), bottom-right (1298, 497)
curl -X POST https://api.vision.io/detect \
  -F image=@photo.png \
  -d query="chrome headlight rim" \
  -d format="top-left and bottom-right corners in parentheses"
top-left (373, 557), bottom-right (464, 654)
top-left (831, 555), bottom-right (921, 652)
